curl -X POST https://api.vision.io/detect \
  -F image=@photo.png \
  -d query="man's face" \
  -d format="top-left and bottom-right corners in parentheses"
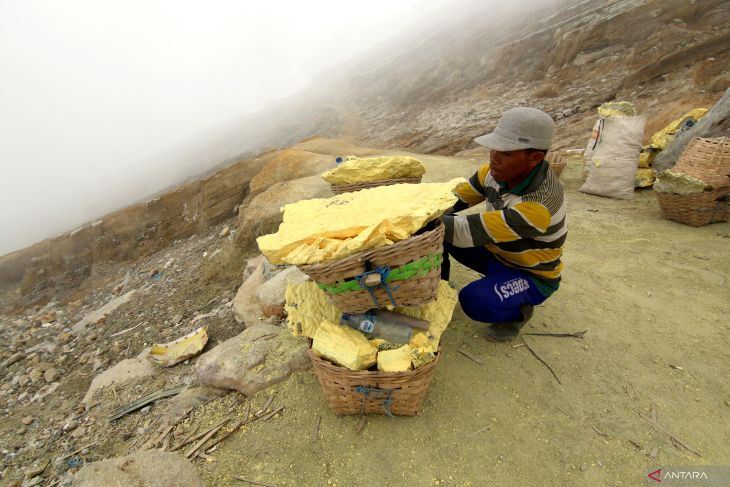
top-left (489, 149), bottom-right (544, 185)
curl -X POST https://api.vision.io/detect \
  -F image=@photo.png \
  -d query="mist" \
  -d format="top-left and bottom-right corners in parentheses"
top-left (0, 0), bottom-right (468, 256)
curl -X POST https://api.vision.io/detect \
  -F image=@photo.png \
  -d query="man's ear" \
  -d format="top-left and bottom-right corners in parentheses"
top-left (528, 150), bottom-right (545, 167)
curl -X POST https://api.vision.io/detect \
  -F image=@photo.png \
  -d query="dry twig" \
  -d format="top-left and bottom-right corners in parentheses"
top-left (457, 347), bottom-right (483, 365)
top-left (233, 476), bottom-right (280, 487)
top-left (521, 337), bottom-right (561, 384)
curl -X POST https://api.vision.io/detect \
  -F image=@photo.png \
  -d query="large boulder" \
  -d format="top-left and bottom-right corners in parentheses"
top-left (195, 324), bottom-right (310, 395)
top-left (654, 87), bottom-right (730, 171)
top-left (235, 175), bottom-right (331, 254)
top-left (72, 450), bottom-right (203, 487)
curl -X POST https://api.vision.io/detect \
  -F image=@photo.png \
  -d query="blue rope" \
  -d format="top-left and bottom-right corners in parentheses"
top-left (355, 385), bottom-right (395, 417)
top-left (354, 266), bottom-right (400, 307)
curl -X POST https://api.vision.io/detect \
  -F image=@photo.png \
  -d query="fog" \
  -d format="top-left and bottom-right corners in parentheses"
top-left (0, 0), bottom-right (465, 256)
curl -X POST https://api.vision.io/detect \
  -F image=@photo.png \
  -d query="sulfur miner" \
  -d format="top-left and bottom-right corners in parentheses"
top-left (441, 107), bottom-right (567, 342)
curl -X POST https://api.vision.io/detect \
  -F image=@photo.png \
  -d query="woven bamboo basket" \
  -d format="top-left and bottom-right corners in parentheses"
top-left (331, 176), bottom-right (422, 194)
top-left (546, 152), bottom-right (567, 177)
top-left (673, 137), bottom-right (730, 188)
top-left (655, 187), bottom-right (730, 226)
top-left (307, 343), bottom-right (441, 416)
top-left (298, 221), bottom-right (444, 313)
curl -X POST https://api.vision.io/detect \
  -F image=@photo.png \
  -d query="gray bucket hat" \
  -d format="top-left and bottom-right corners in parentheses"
top-left (474, 107), bottom-right (555, 151)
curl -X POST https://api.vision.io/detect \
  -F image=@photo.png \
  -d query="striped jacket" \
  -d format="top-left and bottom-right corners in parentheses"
top-left (443, 160), bottom-right (567, 295)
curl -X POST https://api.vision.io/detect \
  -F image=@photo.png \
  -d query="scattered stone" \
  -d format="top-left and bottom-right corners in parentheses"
top-left (24, 476), bottom-right (43, 487)
top-left (195, 325), bottom-right (310, 395)
top-left (82, 350), bottom-right (157, 405)
top-left (72, 291), bottom-right (137, 332)
top-left (72, 450), bottom-right (204, 487)
top-left (72, 427), bottom-right (87, 439)
top-left (32, 383), bottom-right (60, 403)
top-left (24, 459), bottom-right (49, 479)
top-left (21, 416), bottom-right (33, 425)
top-left (43, 368), bottom-right (59, 383)
top-left (1, 352), bottom-right (24, 368)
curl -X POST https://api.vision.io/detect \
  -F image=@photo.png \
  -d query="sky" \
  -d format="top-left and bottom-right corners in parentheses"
top-left (0, 0), bottom-right (459, 256)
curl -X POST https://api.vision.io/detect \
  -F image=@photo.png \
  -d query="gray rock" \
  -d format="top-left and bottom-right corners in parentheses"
top-left (81, 350), bottom-right (156, 406)
top-left (195, 324), bottom-right (310, 395)
top-left (235, 175), bottom-right (330, 255)
top-left (43, 368), bottom-right (59, 383)
top-left (232, 258), bottom-right (266, 326)
top-left (72, 450), bottom-right (203, 487)
top-left (256, 266), bottom-right (309, 318)
top-left (654, 87), bottom-right (730, 171)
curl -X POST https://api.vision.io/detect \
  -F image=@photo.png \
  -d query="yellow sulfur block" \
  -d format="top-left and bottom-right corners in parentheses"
top-left (377, 345), bottom-right (413, 372)
top-left (312, 321), bottom-right (377, 371)
top-left (321, 156), bottom-right (426, 185)
top-left (256, 178), bottom-right (464, 265)
top-left (395, 280), bottom-right (458, 349)
top-left (285, 281), bottom-right (341, 338)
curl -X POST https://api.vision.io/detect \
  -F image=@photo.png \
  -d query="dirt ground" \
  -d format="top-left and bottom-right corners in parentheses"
top-left (187, 159), bottom-right (729, 487)
top-left (1, 146), bottom-right (728, 487)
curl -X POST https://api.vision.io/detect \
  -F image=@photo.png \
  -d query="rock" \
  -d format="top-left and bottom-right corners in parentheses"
top-left (82, 350), bottom-right (156, 406)
top-left (256, 266), bottom-right (309, 318)
top-left (43, 368), bottom-right (59, 383)
top-left (164, 386), bottom-right (225, 424)
top-left (71, 427), bottom-right (86, 439)
top-left (232, 258), bottom-right (267, 326)
top-left (312, 321), bottom-right (378, 371)
top-left (1, 351), bottom-right (24, 368)
top-left (219, 226), bottom-right (230, 237)
top-left (24, 459), bottom-right (49, 479)
top-left (654, 87), bottom-right (730, 171)
top-left (235, 175), bottom-right (331, 255)
top-left (31, 383), bottom-right (59, 403)
top-left (72, 450), bottom-right (204, 487)
top-left (195, 324), bottom-right (310, 395)
top-left (241, 255), bottom-right (266, 282)
top-left (21, 416), bottom-right (33, 425)
top-left (72, 291), bottom-right (137, 332)
top-left (23, 476), bottom-right (43, 487)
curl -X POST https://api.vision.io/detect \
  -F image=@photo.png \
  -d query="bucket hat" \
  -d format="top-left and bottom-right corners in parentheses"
top-left (474, 107), bottom-right (555, 151)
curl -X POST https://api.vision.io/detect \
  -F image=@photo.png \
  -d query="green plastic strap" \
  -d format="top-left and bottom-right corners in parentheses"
top-left (317, 253), bottom-right (443, 295)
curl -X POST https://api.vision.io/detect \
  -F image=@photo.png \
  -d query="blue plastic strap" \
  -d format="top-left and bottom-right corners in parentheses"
top-left (354, 266), bottom-right (400, 307)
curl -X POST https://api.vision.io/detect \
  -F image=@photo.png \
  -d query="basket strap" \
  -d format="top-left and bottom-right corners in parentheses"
top-left (355, 386), bottom-right (395, 417)
top-left (355, 266), bottom-right (399, 307)
top-left (317, 253), bottom-right (443, 297)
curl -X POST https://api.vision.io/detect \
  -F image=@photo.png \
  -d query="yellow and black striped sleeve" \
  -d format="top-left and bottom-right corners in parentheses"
top-left (452, 164), bottom-right (490, 212)
top-left (443, 201), bottom-right (552, 247)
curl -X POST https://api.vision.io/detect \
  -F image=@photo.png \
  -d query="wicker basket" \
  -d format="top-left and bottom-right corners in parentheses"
top-left (655, 187), bottom-right (730, 226)
top-left (331, 176), bottom-right (422, 194)
top-left (307, 343), bottom-right (441, 416)
top-left (299, 221), bottom-right (444, 313)
top-left (546, 152), bottom-right (567, 177)
top-left (673, 137), bottom-right (730, 188)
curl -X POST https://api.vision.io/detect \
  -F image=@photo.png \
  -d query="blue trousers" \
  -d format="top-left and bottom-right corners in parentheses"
top-left (441, 243), bottom-right (548, 323)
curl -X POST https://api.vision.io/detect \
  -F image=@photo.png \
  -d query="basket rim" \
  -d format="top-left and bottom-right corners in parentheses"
top-left (306, 339), bottom-right (442, 378)
top-left (300, 220), bottom-right (444, 273)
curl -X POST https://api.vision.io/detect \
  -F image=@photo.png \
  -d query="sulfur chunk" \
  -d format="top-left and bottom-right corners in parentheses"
top-left (394, 280), bottom-right (458, 349)
top-left (312, 321), bottom-right (377, 371)
top-left (285, 281), bottom-right (340, 338)
top-left (321, 156), bottom-right (426, 185)
top-left (377, 345), bottom-right (413, 372)
top-left (256, 178), bottom-right (464, 265)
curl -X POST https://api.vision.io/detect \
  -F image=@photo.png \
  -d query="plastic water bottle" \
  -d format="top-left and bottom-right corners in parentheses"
top-left (340, 310), bottom-right (429, 344)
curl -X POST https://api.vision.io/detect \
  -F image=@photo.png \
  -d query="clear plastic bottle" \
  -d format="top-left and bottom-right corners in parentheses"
top-left (340, 310), bottom-right (429, 344)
